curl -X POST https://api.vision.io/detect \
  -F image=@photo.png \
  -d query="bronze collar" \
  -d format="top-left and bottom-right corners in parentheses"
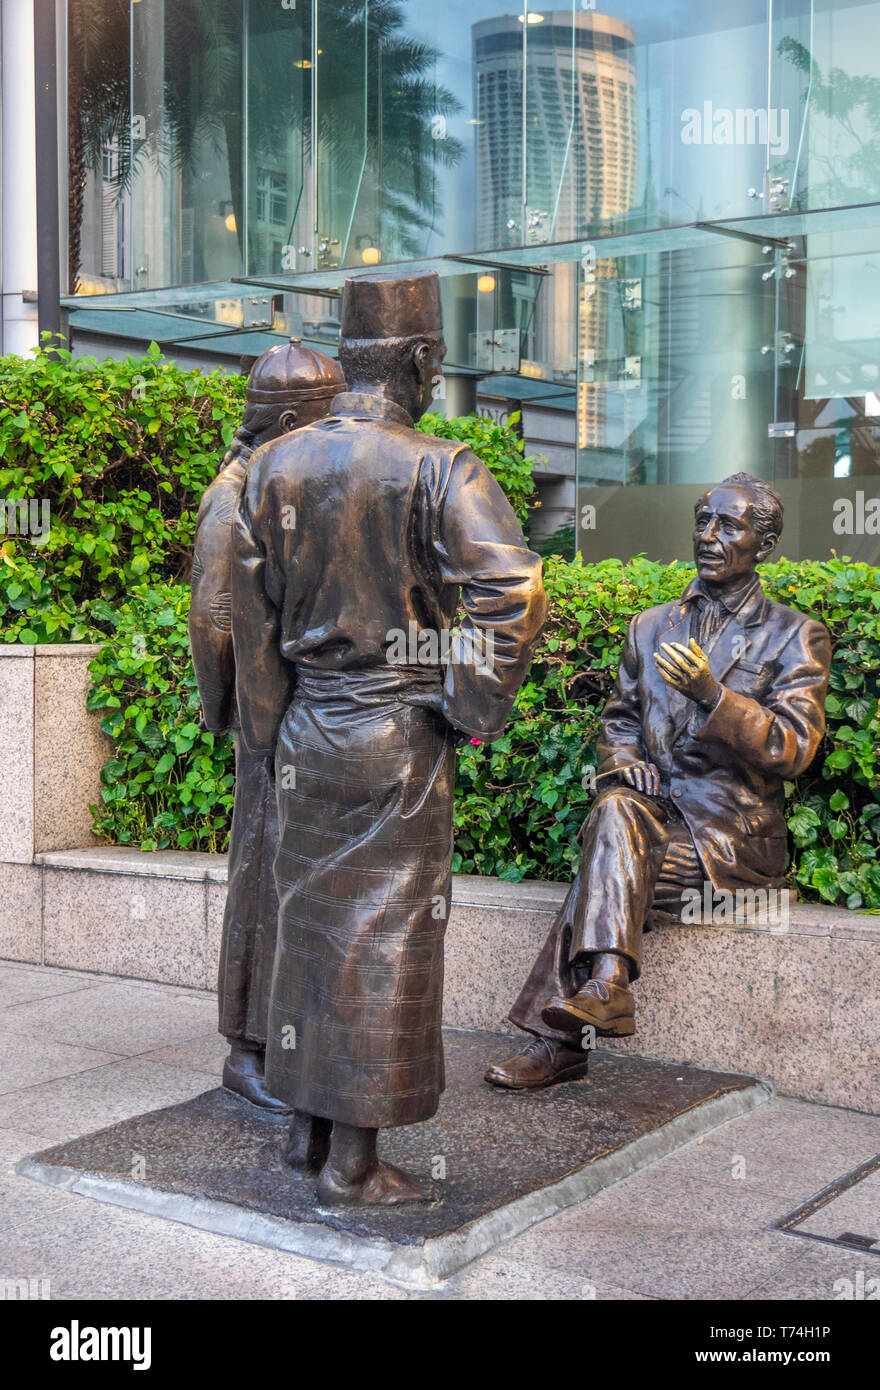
top-left (330, 392), bottom-right (414, 428)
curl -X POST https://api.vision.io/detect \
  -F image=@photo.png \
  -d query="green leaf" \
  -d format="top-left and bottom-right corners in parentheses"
top-left (826, 750), bottom-right (853, 771)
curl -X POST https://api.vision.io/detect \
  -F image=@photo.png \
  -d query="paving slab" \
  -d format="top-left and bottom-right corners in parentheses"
top-left (2, 981), bottom-right (217, 1054)
top-left (0, 964), bottom-right (101, 1010)
top-left (17, 1029), bottom-right (769, 1287)
top-left (0, 1026), bottom-right (119, 1095)
top-left (0, 1059), bottom-right (219, 1142)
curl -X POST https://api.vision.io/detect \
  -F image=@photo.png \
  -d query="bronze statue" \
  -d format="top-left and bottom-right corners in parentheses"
top-left (231, 270), bottom-right (547, 1202)
top-left (189, 339), bottom-right (345, 1110)
top-left (486, 473), bottom-right (831, 1090)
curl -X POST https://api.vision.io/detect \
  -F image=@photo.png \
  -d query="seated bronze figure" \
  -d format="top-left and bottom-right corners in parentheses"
top-left (486, 473), bottom-right (831, 1091)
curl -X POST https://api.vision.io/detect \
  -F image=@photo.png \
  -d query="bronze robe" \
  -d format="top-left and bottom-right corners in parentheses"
top-left (189, 449), bottom-right (280, 1046)
top-left (231, 392), bottom-right (547, 1127)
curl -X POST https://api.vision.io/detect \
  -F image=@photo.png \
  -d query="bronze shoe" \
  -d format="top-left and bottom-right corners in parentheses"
top-left (484, 1036), bottom-right (590, 1090)
top-left (223, 1045), bottom-right (292, 1114)
top-left (541, 979), bottom-right (636, 1037)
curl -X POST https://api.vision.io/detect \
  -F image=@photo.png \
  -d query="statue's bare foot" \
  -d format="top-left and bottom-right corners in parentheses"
top-left (316, 1159), bottom-right (437, 1206)
top-left (282, 1111), bottom-right (332, 1175)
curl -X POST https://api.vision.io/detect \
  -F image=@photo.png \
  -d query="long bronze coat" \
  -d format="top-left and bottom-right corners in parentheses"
top-left (189, 449), bottom-right (279, 1046)
top-left (231, 392), bottom-right (547, 1127)
top-left (597, 575), bottom-right (831, 890)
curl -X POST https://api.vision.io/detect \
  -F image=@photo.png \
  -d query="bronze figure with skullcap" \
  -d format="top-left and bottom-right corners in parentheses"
top-left (189, 338), bottom-right (345, 1111)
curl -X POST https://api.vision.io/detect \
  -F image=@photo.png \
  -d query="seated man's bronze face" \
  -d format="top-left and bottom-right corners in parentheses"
top-left (693, 484), bottom-right (777, 586)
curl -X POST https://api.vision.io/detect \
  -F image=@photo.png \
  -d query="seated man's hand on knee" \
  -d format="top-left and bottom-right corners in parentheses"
top-left (619, 762), bottom-right (661, 797)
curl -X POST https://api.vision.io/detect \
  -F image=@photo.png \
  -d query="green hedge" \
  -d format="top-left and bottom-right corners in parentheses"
top-left (2, 345), bottom-right (879, 906)
top-left (79, 556), bottom-right (880, 909)
top-left (0, 340), bottom-right (244, 640)
top-left (454, 554), bottom-right (880, 910)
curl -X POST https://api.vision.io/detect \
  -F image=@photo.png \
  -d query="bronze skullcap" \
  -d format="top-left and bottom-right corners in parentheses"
top-left (246, 336), bottom-right (345, 404)
top-left (339, 270), bottom-right (443, 342)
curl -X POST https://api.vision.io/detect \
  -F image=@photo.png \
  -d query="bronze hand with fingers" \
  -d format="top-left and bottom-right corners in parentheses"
top-left (619, 762), bottom-right (662, 796)
top-left (653, 638), bottom-right (720, 709)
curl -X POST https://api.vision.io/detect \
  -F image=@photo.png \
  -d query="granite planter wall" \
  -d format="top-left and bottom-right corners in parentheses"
top-left (4, 847), bottom-right (877, 1117)
top-left (0, 644), bottom-right (109, 860)
top-left (0, 644), bottom-right (110, 963)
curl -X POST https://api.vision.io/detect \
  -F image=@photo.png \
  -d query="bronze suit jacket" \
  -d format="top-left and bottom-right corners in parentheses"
top-left (597, 576), bottom-right (831, 891)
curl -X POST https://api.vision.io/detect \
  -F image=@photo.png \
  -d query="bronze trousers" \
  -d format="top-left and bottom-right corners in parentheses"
top-left (509, 785), bottom-right (704, 1043)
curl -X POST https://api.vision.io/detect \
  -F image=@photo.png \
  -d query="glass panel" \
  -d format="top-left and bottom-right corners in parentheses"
top-left (313, 0), bottom-right (369, 269)
top-left (772, 0), bottom-right (880, 215)
top-left (130, 0), bottom-right (245, 293)
top-left (309, 1), bottom-right (791, 262)
top-left (523, 3), bottom-right (639, 245)
top-left (803, 225), bottom-right (880, 402)
top-left (573, 222), bottom-right (880, 564)
top-left (68, 0), bottom-right (132, 295)
top-left (80, 2), bottom-right (880, 293)
top-left (639, 1), bottom-right (773, 227)
top-left (244, 0), bottom-right (313, 278)
top-left (314, 0), bottom-right (528, 269)
top-left (472, 4), bottom-right (527, 253)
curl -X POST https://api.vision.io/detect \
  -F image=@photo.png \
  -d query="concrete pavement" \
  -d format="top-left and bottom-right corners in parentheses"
top-left (1, 961), bottom-right (877, 1301)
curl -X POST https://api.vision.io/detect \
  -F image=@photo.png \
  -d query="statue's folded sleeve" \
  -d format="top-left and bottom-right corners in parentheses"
top-left (231, 472), bottom-right (296, 757)
top-left (428, 447), bottom-right (548, 741)
top-left (189, 475), bottom-right (240, 735)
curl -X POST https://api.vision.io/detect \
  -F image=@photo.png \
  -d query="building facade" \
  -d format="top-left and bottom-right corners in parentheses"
top-left (2, 0), bottom-right (880, 560)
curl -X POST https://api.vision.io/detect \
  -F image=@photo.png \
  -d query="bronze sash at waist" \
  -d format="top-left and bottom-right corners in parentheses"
top-left (293, 664), bottom-right (444, 708)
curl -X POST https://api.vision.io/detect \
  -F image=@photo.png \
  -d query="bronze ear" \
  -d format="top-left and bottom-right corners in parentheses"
top-left (411, 341), bottom-right (431, 376)
top-left (279, 408), bottom-right (299, 434)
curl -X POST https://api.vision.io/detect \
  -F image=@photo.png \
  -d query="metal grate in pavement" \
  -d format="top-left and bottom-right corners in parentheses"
top-left (774, 1153), bottom-right (880, 1256)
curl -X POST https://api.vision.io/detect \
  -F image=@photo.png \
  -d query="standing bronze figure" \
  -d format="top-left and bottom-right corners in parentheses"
top-left (232, 270), bottom-right (547, 1202)
top-left (189, 339), bottom-right (345, 1109)
top-left (486, 473), bottom-right (831, 1090)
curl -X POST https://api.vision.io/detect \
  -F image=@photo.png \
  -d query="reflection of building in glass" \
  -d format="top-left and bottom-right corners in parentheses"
top-left (527, 11), bottom-right (637, 240)
top-left (251, 163), bottom-right (292, 273)
top-left (473, 10), bottom-right (637, 248)
top-left (472, 15), bottom-right (523, 251)
top-left (11, 0), bottom-right (874, 563)
top-left (473, 10), bottom-right (637, 459)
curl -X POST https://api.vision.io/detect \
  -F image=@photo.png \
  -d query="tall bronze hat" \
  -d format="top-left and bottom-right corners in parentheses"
top-left (246, 337), bottom-right (345, 405)
top-left (340, 270), bottom-right (443, 342)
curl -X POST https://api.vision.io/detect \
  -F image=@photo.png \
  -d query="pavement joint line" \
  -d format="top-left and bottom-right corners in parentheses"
top-left (2, 960), bottom-right (222, 999)
top-left (0, 1056), bottom-right (133, 1094)
top-left (0, 983), bottom-right (108, 1009)
top-left (0, 1055), bottom-right (217, 1107)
